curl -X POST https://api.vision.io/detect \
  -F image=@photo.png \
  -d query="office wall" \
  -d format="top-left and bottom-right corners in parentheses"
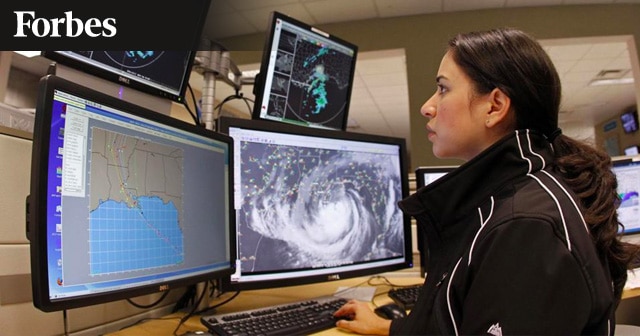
top-left (220, 4), bottom-right (640, 170)
top-left (596, 107), bottom-right (640, 156)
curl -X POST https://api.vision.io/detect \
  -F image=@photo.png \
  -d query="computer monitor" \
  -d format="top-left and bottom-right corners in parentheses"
top-left (621, 108), bottom-right (639, 134)
top-left (39, 0), bottom-right (210, 114)
top-left (217, 116), bottom-right (412, 291)
top-left (27, 75), bottom-right (235, 312)
top-left (42, 50), bottom-right (198, 109)
top-left (624, 145), bottom-right (640, 156)
top-left (252, 11), bottom-right (358, 131)
top-left (414, 166), bottom-right (457, 277)
top-left (415, 166), bottom-right (457, 190)
top-left (612, 156), bottom-right (640, 235)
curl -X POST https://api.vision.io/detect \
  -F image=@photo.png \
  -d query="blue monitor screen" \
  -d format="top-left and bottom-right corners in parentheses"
top-left (29, 75), bottom-right (235, 312)
top-left (613, 157), bottom-right (640, 235)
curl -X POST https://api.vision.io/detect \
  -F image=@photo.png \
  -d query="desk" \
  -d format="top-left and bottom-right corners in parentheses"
top-left (107, 275), bottom-right (423, 336)
top-left (108, 276), bottom-right (640, 336)
top-left (623, 287), bottom-right (640, 300)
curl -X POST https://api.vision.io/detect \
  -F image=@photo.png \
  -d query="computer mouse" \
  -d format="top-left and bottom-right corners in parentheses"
top-left (374, 303), bottom-right (407, 320)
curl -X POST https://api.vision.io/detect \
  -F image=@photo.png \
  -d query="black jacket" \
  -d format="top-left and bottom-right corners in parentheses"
top-left (393, 130), bottom-right (615, 335)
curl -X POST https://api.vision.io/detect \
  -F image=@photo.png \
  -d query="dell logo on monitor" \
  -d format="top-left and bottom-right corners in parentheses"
top-left (118, 76), bottom-right (130, 84)
top-left (327, 274), bottom-right (340, 281)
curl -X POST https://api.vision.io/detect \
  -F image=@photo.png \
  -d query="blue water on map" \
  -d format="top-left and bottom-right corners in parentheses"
top-left (89, 196), bottom-right (183, 275)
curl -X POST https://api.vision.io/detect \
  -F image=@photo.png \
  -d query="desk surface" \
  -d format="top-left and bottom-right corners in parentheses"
top-left (107, 275), bottom-right (423, 336)
top-left (108, 275), bottom-right (640, 336)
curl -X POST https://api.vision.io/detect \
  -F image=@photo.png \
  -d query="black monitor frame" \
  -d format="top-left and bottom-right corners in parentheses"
top-left (612, 156), bottom-right (640, 235)
top-left (27, 75), bottom-right (236, 312)
top-left (42, 50), bottom-right (199, 105)
top-left (251, 11), bottom-right (358, 131)
top-left (624, 145), bottom-right (640, 156)
top-left (218, 116), bottom-right (413, 292)
top-left (415, 166), bottom-right (457, 191)
top-left (621, 107), bottom-right (639, 134)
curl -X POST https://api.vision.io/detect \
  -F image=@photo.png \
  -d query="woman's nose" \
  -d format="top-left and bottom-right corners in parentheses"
top-left (421, 96), bottom-right (436, 118)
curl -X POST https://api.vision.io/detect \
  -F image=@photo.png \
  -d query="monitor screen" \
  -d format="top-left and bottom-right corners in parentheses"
top-left (415, 166), bottom-right (457, 190)
top-left (42, 50), bottom-right (199, 104)
top-left (625, 145), bottom-right (640, 156)
top-left (28, 75), bottom-right (235, 312)
top-left (218, 117), bottom-right (412, 291)
top-left (612, 156), bottom-right (640, 235)
top-left (621, 108), bottom-right (639, 134)
top-left (252, 11), bottom-right (358, 131)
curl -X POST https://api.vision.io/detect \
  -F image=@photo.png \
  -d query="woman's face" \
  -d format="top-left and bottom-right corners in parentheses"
top-left (420, 52), bottom-right (495, 161)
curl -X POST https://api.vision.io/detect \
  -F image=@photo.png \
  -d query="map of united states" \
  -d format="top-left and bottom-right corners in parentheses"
top-left (88, 128), bottom-right (184, 275)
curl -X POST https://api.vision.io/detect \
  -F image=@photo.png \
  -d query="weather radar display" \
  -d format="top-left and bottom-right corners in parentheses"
top-left (255, 12), bottom-right (357, 131)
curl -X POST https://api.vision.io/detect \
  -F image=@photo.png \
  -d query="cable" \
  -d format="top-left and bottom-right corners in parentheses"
top-left (196, 289), bottom-right (241, 315)
top-left (181, 83), bottom-right (200, 125)
top-left (187, 83), bottom-right (201, 125)
top-left (172, 281), bottom-right (209, 336)
top-left (63, 309), bottom-right (69, 336)
top-left (172, 285), bottom-right (198, 313)
top-left (364, 275), bottom-right (423, 307)
top-left (126, 290), bottom-right (171, 309)
top-left (213, 92), bottom-right (254, 132)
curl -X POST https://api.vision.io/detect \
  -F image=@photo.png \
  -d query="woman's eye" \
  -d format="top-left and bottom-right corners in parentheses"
top-left (437, 84), bottom-right (447, 94)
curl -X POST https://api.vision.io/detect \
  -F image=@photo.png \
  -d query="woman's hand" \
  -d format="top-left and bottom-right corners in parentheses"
top-left (333, 299), bottom-right (392, 335)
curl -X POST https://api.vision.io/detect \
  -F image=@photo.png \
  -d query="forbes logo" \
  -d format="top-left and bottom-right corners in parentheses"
top-left (14, 11), bottom-right (117, 37)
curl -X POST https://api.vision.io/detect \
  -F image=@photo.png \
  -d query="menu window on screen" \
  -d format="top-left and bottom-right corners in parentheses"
top-left (29, 75), bottom-right (234, 311)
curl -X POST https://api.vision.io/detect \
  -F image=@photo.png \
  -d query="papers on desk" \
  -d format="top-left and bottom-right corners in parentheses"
top-left (624, 268), bottom-right (640, 290)
top-left (334, 286), bottom-right (377, 302)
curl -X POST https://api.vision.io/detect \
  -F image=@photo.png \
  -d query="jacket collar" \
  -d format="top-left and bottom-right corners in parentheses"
top-left (399, 129), bottom-right (554, 229)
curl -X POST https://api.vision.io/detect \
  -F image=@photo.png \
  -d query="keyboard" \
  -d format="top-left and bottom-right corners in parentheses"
top-left (200, 296), bottom-right (348, 336)
top-left (388, 285), bottom-right (422, 310)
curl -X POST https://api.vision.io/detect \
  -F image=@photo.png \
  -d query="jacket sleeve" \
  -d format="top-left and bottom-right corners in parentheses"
top-left (454, 217), bottom-right (593, 335)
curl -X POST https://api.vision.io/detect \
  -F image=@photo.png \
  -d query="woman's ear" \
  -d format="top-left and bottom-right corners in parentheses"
top-left (484, 88), bottom-right (512, 128)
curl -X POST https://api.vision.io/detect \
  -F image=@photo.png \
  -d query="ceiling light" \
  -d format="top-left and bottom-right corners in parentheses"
top-left (14, 51), bottom-right (41, 58)
top-left (589, 77), bottom-right (635, 86)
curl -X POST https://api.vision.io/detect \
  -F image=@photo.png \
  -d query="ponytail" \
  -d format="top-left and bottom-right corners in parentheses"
top-left (552, 135), bottom-right (640, 299)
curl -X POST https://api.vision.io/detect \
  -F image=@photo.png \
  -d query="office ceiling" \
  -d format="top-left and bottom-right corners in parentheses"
top-left (203, 0), bottom-right (640, 148)
top-left (9, 1), bottom-right (638, 149)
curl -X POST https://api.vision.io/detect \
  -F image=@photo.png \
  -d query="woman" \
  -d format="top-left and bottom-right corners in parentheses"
top-left (333, 27), bottom-right (640, 335)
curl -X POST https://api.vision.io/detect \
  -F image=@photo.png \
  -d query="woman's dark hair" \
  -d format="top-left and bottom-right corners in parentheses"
top-left (448, 27), bottom-right (640, 300)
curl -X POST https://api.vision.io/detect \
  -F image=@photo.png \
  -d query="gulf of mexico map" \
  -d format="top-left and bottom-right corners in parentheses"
top-left (88, 128), bottom-right (184, 275)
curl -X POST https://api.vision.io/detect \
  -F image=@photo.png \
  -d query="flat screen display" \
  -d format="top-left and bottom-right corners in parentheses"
top-left (612, 157), bottom-right (640, 235)
top-left (415, 166), bottom-right (457, 190)
top-left (252, 11), bottom-right (358, 131)
top-left (621, 108), bottom-right (639, 134)
top-left (42, 50), bottom-right (197, 103)
top-left (28, 75), bottom-right (235, 312)
top-left (218, 117), bottom-right (412, 291)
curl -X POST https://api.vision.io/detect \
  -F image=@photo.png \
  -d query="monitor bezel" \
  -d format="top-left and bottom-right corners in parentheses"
top-left (28, 74), bottom-right (236, 312)
top-left (621, 108), bottom-right (639, 134)
top-left (624, 145), bottom-right (640, 156)
top-left (415, 166), bottom-right (458, 189)
top-left (217, 116), bottom-right (413, 292)
top-left (251, 11), bottom-right (358, 131)
top-left (41, 50), bottom-right (199, 104)
top-left (612, 155), bottom-right (640, 236)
